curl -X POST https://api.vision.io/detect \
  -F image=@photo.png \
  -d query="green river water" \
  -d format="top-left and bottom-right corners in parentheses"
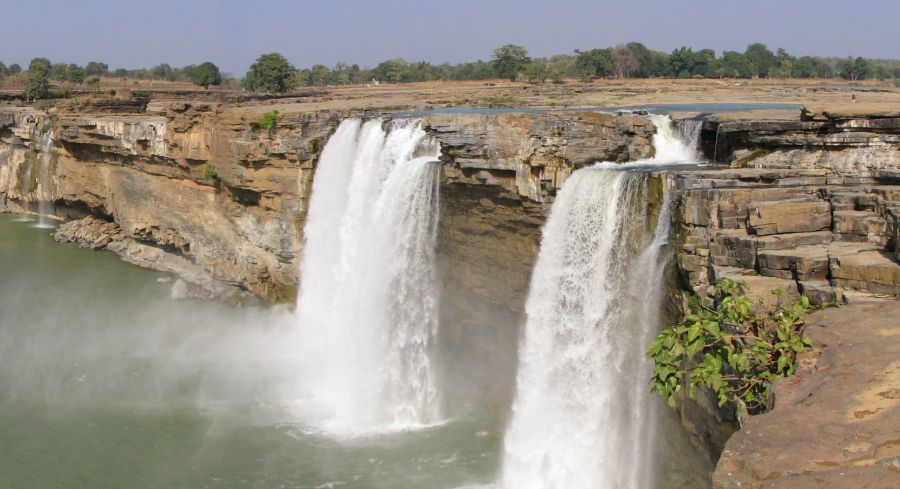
top-left (0, 214), bottom-right (499, 489)
top-left (0, 213), bottom-right (710, 488)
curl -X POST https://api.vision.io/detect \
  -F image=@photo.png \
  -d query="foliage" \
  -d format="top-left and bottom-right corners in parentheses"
top-left (202, 160), bottom-right (218, 181)
top-left (669, 47), bottom-right (696, 78)
top-left (492, 44), bottom-right (530, 81)
top-left (32, 99), bottom-right (59, 111)
top-left (744, 43), bottom-right (777, 77)
top-left (839, 57), bottom-right (871, 81)
top-left (130, 90), bottom-right (151, 98)
top-left (525, 62), bottom-right (550, 83)
top-left (245, 53), bottom-right (298, 93)
top-left (85, 61), bottom-right (108, 77)
top-left (191, 62), bottom-right (222, 89)
top-left (25, 57), bottom-right (52, 101)
top-left (8, 63), bottom-right (22, 75)
top-left (85, 76), bottom-right (101, 90)
top-left (50, 63), bottom-right (69, 81)
top-left (66, 64), bottom-right (85, 84)
top-left (647, 279), bottom-right (820, 413)
top-left (256, 109), bottom-right (279, 130)
top-left (575, 48), bottom-right (612, 81)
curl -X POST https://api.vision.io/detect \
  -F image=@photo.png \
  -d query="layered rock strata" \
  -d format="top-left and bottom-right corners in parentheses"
top-left (0, 103), bottom-right (349, 302)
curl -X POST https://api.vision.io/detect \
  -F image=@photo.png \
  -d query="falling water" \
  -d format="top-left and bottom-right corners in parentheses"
top-left (34, 128), bottom-right (55, 228)
top-left (650, 114), bottom-right (702, 162)
top-left (296, 117), bottom-right (444, 435)
top-left (499, 115), bottom-right (692, 489)
top-left (677, 119), bottom-right (703, 161)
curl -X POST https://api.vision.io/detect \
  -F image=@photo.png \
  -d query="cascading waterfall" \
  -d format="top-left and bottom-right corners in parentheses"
top-left (650, 114), bottom-right (701, 162)
top-left (35, 129), bottom-right (55, 228)
top-left (676, 119), bottom-right (703, 161)
top-left (296, 117), bottom-right (443, 435)
top-left (499, 115), bottom-right (693, 489)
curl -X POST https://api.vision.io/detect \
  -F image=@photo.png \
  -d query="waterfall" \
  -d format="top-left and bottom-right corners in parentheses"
top-left (677, 119), bottom-right (703, 161)
top-left (296, 117), bottom-right (443, 435)
top-left (35, 129), bottom-right (55, 228)
top-left (650, 114), bottom-right (702, 163)
top-left (499, 115), bottom-right (690, 489)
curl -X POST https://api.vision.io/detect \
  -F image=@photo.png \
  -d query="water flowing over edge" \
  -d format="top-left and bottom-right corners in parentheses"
top-left (498, 114), bottom-right (693, 489)
top-left (294, 117), bottom-right (445, 437)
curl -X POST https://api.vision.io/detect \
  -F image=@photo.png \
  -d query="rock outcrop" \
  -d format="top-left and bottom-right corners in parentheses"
top-left (713, 300), bottom-right (900, 489)
top-left (673, 111), bottom-right (900, 305)
top-left (422, 111), bottom-right (657, 413)
top-left (0, 103), bottom-right (350, 302)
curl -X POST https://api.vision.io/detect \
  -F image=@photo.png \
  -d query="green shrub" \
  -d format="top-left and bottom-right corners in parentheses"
top-left (256, 109), bottom-right (279, 130)
top-left (647, 279), bottom-right (823, 413)
top-left (131, 90), bottom-right (151, 98)
top-left (202, 160), bottom-right (218, 181)
top-left (32, 99), bottom-right (59, 110)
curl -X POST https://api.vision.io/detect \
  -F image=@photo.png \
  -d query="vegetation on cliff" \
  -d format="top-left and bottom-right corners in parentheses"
top-left (647, 279), bottom-right (820, 413)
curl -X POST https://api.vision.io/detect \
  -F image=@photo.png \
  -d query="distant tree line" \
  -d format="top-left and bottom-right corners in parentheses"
top-left (2, 42), bottom-right (899, 98)
top-left (0, 58), bottom-right (227, 99)
top-left (239, 42), bottom-right (900, 93)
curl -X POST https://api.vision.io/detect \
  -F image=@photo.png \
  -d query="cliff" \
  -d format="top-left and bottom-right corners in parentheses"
top-left (2, 101), bottom-right (899, 485)
top-left (0, 102), bottom-right (350, 302)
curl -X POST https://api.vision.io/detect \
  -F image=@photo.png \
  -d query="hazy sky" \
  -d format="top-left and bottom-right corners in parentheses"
top-left (1, 0), bottom-right (898, 76)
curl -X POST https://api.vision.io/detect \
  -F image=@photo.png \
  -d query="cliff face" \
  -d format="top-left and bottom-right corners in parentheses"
top-left (0, 106), bottom-right (655, 306)
top-left (0, 103), bottom-right (348, 302)
top-left (3, 102), bottom-right (898, 478)
top-left (421, 112), bottom-right (657, 411)
top-left (676, 111), bottom-right (900, 306)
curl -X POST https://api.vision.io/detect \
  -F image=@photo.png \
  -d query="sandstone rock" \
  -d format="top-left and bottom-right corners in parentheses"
top-left (757, 246), bottom-right (830, 280)
top-left (710, 265), bottom-right (798, 310)
top-left (713, 301), bottom-right (900, 489)
top-left (830, 250), bottom-right (900, 296)
top-left (748, 200), bottom-right (832, 236)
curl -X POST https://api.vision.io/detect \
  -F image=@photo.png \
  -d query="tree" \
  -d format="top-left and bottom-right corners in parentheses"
top-left (25, 57), bottom-right (51, 101)
top-left (575, 48), bottom-right (612, 81)
top-left (744, 43), bottom-right (776, 77)
top-left (525, 62), bottom-right (550, 83)
top-left (719, 51), bottom-right (753, 78)
top-left (191, 62), bottom-right (222, 88)
top-left (371, 58), bottom-right (408, 83)
top-left (646, 50), bottom-right (673, 77)
top-left (149, 63), bottom-right (174, 81)
top-left (245, 53), bottom-right (298, 93)
top-left (669, 47), bottom-right (696, 78)
top-left (693, 49), bottom-right (718, 77)
top-left (840, 57), bottom-right (870, 81)
top-left (492, 44), bottom-right (530, 81)
top-left (50, 63), bottom-right (69, 81)
top-left (85, 76), bottom-right (101, 91)
top-left (85, 61), bottom-right (108, 77)
top-left (309, 64), bottom-right (333, 86)
top-left (611, 44), bottom-right (640, 78)
top-left (66, 64), bottom-right (85, 84)
top-left (624, 42), bottom-right (653, 77)
top-left (8, 63), bottom-right (22, 75)
top-left (0, 62), bottom-right (7, 78)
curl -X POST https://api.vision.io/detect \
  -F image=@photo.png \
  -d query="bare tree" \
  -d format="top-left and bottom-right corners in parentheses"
top-left (611, 45), bottom-right (640, 79)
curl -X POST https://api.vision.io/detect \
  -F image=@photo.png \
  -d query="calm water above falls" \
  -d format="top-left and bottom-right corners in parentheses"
top-left (0, 214), bottom-right (498, 489)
